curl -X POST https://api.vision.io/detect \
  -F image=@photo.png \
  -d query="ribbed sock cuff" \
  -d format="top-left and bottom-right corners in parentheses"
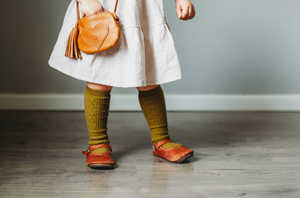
top-left (152, 135), bottom-right (171, 144)
top-left (89, 140), bottom-right (110, 145)
top-left (138, 85), bottom-right (162, 97)
top-left (85, 86), bottom-right (111, 97)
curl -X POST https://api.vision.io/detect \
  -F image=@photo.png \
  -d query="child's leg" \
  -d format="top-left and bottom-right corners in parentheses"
top-left (84, 82), bottom-right (112, 154)
top-left (137, 85), bottom-right (180, 149)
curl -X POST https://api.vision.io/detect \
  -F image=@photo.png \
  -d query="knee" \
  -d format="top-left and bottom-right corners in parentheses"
top-left (87, 82), bottom-right (113, 91)
top-left (136, 85), bottom-right (159, 92)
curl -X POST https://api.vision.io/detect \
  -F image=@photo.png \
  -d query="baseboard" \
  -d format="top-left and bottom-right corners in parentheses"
top-left (1, 94), bottom-right (300, 111)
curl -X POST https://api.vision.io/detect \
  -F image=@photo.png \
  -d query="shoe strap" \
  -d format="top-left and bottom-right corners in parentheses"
top-left (153, 139), bottom-right (174, 150)
top-left (82, 144), bottom-right (112, 155)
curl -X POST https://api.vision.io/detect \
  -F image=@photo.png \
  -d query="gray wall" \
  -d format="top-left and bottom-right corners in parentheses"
top-left (1, 0), bottom-right (300, 94)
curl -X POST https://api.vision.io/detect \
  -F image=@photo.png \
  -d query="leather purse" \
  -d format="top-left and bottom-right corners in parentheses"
top-left (65, 0), bottom-right (120, 59)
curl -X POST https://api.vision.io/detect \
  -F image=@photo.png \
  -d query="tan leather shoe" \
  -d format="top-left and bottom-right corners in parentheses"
top-left (153, 139), bottom-right (194, 163)
top-left (82, 144), bottom-right (115, 169)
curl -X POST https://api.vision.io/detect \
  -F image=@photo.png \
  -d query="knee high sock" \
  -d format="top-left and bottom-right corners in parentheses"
top-left (138, 85), bottom-right (180, 149)
top-left (84, 86), bottom-right (111, 154)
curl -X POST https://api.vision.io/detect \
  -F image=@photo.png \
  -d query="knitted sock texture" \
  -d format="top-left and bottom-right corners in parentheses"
top-left (138, 86), bottom-right (180, 149)
top-left (84, 86), bottom-right (111, 154)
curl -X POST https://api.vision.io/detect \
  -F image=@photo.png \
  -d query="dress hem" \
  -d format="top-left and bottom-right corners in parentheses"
top-left (48, 60), bottom-right (182, 88)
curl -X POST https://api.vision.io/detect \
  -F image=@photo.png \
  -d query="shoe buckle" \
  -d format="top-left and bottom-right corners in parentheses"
top-left (82, 148), bottom-right (90, 155)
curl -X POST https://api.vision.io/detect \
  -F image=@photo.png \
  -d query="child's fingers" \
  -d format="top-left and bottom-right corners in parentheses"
top-left (176, 1), bottom-right (196, 21)
top-left (176, 5), bottom-right (182, 18)
top-left (80, 8), bottom-right (86, 17)
top-left (99, 5), bottom-right (104, 12)
top-left (181, 6), bottom-right (189, 19)
top-left (79, 0), bottom-right (104, 17)
top-left (188, 6), bottom-right (195, 19)
top-left (181, 6), bottom-right (195, 20)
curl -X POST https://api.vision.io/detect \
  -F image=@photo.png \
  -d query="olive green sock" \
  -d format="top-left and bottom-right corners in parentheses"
top-left (84, 86), bottom-right (111, 154)
top-left (138, 85), bottom-right (180, 149)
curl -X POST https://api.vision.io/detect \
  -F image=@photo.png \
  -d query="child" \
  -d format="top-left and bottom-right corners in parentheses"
top-left (49, 0), bottom-right (196, 169)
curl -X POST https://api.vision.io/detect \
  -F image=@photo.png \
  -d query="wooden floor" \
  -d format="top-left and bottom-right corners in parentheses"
top-left (0, 111), bottom-right (300, 198)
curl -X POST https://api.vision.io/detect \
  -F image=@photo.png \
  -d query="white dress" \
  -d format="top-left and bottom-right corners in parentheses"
top-left (48, 0), bottom-right (182, 88)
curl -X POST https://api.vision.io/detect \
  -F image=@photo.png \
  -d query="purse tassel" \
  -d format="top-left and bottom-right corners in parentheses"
top-left (65, 23), bottom-right (82, 60)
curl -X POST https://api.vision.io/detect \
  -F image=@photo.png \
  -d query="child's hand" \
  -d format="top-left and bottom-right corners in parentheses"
top-left (175, 0), bottom-right (196, 20)
top-left (77, 0), bottom-right (104, 17)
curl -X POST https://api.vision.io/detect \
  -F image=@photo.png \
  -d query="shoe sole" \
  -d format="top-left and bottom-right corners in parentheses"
top-left (177, 153), bottom-right (194, 163)
top-left (154, 152), bottom-right (194, 164)
top-left (88, 164), bottom-right (115, 169)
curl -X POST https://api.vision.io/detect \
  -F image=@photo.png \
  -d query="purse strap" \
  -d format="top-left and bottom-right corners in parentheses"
top-left (76, 0), bottom-right (119, 22)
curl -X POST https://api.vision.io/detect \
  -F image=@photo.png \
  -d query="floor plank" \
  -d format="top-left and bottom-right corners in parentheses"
top-left (0, 111), bottom-right (300, 198)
